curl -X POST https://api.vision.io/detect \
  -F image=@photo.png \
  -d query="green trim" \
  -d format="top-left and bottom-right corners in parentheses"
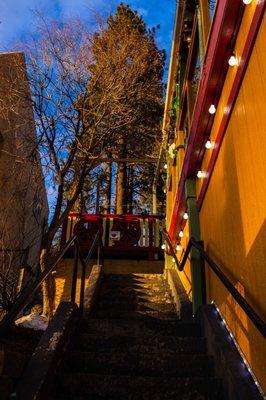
top-left (185, 178), bottom-right (205, 314)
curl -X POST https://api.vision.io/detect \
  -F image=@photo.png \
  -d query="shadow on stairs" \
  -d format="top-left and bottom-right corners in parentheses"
top-left (52, 273), bottom-right (223, 400)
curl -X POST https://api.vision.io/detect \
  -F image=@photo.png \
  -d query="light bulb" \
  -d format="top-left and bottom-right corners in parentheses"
top-left (163, 187), bottom-right (167, 194)
top-left (183, 212), bottom-right (188, 220)
top-left (243, 0), bottom-right (252, 4)
top-left (228, 55), bottom-right (238, 67)
top-left (208, 104), bottom-right (216, 114)
top-left (205, 140), bottom-right (213, 149)
top-left (164, 163), bottom-right (167, 169)
top-left (161, 244), bottom-right (166, 250)
top-left (172, 257), bottom-right (176, 263)
top-left (176, 244), bottom-right (182, 251)
top-left (197, 170), bottom-right (204, 179)
top-left (178, 230), bottom-right (184, 238)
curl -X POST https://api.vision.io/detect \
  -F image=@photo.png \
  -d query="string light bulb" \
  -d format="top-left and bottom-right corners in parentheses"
top-left (172, 257), bottom-right (176, 263)
top-left (176, 244), bottom-right (182, 251)
top-left (178, 230), bottom-right (184, 238)
top-left (205, 140), bottom-right (214, 149)
top-left (197, 170), bottom-right (204, 179)
top-left (161, 244), bottom-right (166, 250)
top-left (243, 0), bottom-right (252, 4)
top-left (228, 54), bottom-right (239, 67)
top-left (164, 163), bottom-right (167, 169)
top-left (183, 212), bottom-right (189, 220)
top-left (208, 104), bottom-right (216, 114)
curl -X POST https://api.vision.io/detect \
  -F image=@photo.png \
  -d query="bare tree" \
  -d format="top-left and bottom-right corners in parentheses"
top-left (19, 16), bottom-right (154, 317)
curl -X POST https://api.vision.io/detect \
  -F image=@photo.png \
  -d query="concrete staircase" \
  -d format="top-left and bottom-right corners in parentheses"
top-left (54, 273), bottom-right (223, 399)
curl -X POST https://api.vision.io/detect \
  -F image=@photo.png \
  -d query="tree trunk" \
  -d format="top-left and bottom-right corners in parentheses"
top-left (127, 166), bottom-right (134, 213)
top-left (95, 179), bottom-right (100, 213)
top-left (105, 159), bottom-right (112, 214)
top-left (116, 137), bottom-right (127, 214)
top-left (40, 247), bottom-right (55, 319)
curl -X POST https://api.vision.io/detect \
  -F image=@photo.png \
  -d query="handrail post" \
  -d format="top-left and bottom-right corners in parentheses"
top-left (70, 240), bottom-right (79, 303)
top-left (99, 239), bottom-right (104, 267)
top-left (97, 242), bottom-right (101, 265)
top-left (79, 251), bottom-right (86, 315)
top-left (185, 178), bottom-right (206, 315)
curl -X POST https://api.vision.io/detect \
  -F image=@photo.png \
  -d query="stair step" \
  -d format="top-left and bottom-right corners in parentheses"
top-left (93, 309), bottom-right (178, 319)
top-left (99, 281), bottom-right (170, 292)
top-left (62, 351), bottom-right (214, 377)
top-left (55, 373), bottom-right (223, 400)
top-left (98, 293), bottom-right (174, 304)
top-left (79, 318), bottom-right (201, 337)
top-left (70, 333), bottom-right (206, 354)
top-left (101, 274), bottom-right (170, 289)
top-left (96, 301), bottom-right (176, 313)
top-left (100, 288), bottom-right (173, 303)
top-left (102, 273), bottom-right (165, 282)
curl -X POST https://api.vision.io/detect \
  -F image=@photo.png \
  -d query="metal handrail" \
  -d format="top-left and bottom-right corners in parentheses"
top-left (70, 230), bottom-right (103, 313)
top-left (162, 229), bottom-right (266, 337)
top-left (0, 230), bottom-right (104, 328)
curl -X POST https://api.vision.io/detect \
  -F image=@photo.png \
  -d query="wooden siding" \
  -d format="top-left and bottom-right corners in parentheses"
top-left (199, 13), bottom-right (266, 391)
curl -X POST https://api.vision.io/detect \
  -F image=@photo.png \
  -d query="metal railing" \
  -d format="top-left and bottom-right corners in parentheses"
top-left (61, 213), bottom-right (165, 261)
top-left (0, 230), bottom-right (103, 328)
top-left (163, 229), bottom-right (266, 337)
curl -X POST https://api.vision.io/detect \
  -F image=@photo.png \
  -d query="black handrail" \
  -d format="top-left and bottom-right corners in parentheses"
top-left (162, 229), bottom-right (266, 337)
top-left (0, 230), bottom-right (104, 328)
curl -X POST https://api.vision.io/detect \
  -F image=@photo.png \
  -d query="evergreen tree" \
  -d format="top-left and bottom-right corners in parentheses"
top-left (87, 3), bottom-right (165, 213)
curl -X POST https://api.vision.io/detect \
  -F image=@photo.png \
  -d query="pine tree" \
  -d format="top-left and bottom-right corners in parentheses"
top-left (88, 3), bottom-right (165, 213)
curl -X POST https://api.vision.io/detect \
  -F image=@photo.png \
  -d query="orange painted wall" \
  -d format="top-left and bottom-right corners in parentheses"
top-left (199, 13), bottom-right (266, 391)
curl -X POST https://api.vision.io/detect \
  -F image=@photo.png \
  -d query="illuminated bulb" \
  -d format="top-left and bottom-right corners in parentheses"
top-left (163, 187), bottom-right (167, 194)
top-left (228, 54), bottom-right (238, 67)
top-left (208, 104), bottom-right (216, 114)
top-left (164, 163), bottom-right (167, 169)
top-left (243, 0), bottom-right (252, 4)
top-left (183, 212), bottom-right (189, 220)
top-left (197, 170), bottom-right (204, 179)
top-left (161, 244), bottom-right (166, 250)
top-left (172, 257), bottom-right (175, 263)
top-left (178, 230), bottom-right (184, 238)
top-left (176, 244), bottom-right (182, 251)
top-left (205, 140), bottom-right (214, 149)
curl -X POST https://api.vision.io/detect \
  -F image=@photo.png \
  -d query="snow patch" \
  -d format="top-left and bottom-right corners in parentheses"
top-left (15, 313), bottom-right (48, 331)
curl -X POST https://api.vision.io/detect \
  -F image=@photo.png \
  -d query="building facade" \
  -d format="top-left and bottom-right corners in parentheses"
top-left (0, 52), bottom-right (48, 308)
top-left (164, 0), bottom-right (266, 392)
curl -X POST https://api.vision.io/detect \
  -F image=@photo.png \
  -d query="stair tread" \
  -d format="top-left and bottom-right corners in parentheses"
top-left (70, 332), bottom-right (206, 354)
top-left (56, 373), bottom-right (223, 400)
top-left (79, 317), bottom-right (201, 337)
top-left (93, 310), bottom-right (178, 319)
top-left (63, 350), bottom-right (214, 377)
top-left (98, 293), bottom-right (174, 303)
top-left (96, 301), bottom-right (176, 312)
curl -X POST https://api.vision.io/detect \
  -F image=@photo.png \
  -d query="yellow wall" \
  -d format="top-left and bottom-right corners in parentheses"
top-left (199, 14), bottom-right (266, 391)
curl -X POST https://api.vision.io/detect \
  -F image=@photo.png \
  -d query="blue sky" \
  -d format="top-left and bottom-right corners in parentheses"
top-left (0, 0), bottom-right (176, 70)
